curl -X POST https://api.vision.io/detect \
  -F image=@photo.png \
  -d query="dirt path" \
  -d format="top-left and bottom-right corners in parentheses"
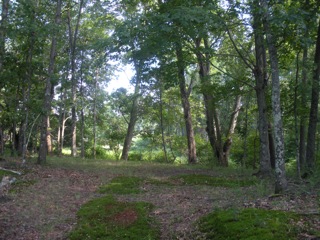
top-left (0, 162), bottom-right (319, 240)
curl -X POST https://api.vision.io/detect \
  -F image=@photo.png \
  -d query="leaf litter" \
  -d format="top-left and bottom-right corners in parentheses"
top-left (0, 159), bottom-right (319, 240)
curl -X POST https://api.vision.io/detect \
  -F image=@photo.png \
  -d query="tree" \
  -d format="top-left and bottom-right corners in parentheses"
top-left (38, 0), bottom-right (62, 164)
top-left (0, 0), bottom-right (9, 156)
top-left (176, 42), bottom-right (197, 164)
top-left (67, 0), bottom-right (85, 157)
top-left (250, 0), bottom-right (272, 176)
top-left (121, 60), bottom-right (142, 161)
top-left (306, 19), bottom-right (320, 170)
top-left (261, 0), bottom-right (287, 193)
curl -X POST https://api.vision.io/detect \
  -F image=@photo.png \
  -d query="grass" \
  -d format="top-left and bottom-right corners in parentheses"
top-left (197, 208), bottom-right (301, 240)
top-left (3, 156), bottom-right (318, 239)
top-left (69, 195), bottom-right (159, 240)
top-left (170, 174), bottom-right (257, 187)
top-left (98, 173), bottom-right (258, 196)
top-left (99, 176), bottom-right (144, 194)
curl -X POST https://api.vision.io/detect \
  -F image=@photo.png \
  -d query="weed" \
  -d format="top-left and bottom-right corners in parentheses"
top-left (69, 195), bottom-right (159, 240)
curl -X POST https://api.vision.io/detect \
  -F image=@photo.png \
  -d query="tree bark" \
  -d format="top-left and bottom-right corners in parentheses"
top-left (57, 87), bottom-right (67, 156)
top-left (0, 0), bottom-right (9, 73)
top-left (251, 1), bottom-right (272, 176)
top-left (262, 0), bottom-right (287, 193)
top-left (176, 43), bottom-right (197, 164)
top-left (68, 0), bottom-right (84, 157)
top-left (306, 20), bottom-right (320, 170)
top-left (120, 61), bottom-right (142, 161)
top-left (159, 78), bottom-right (168, 162)
top-left (21, 11), bottom-right (35, 163)
top-left (299, 47), bottom-right (308, 169)
top-left (93, 75), bottom-right (98, 159)
top-left (195, 37), bottom-right (217, 162)
top-left (220, 94), bottom-right (242, 166)
top-left (46, 117), bottom-right (52, 154)
top-left (0, 128), bottom-right (3, 156)
top-left (268, 122), bottom-right (276, 169)
top-left (37, 0), bottom-right (62, 164)
top-left (80, 65), bottom-right (85, 159)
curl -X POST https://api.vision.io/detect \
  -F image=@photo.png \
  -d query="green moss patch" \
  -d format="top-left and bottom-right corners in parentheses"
top-left (69, 195), bottom-right (159, 240)
top-left (9, 180), bottom-right (37, 193)
top-left (197, 208), bottom-right (301, 240)
top-left (171, 174), bottom-right (256, 187)
top-left (0, 169), bottom-right (19, 178)
top-left (99, 176), bottom-right (144, 194)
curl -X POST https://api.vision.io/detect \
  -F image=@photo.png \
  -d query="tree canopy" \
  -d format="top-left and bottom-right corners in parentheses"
top-left (1, 0), bottom-right (320, 193)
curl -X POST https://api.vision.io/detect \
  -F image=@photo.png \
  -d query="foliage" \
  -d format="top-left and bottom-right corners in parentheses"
top-left (197, 208), bottom-right (301, 240)
top-left (85, 146), bottom-right (115, 160)
top-left (195, 136), bottom-right (215, 164)
top-left (69, 195), bottom-right (159, 240)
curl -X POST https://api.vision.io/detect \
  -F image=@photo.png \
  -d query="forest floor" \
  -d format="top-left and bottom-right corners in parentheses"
top-left (0, 157), bottom-right (319, 240)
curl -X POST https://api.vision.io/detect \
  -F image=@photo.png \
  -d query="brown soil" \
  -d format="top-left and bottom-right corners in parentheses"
top-left (0, 160), bottom-right (319, 240)
top-left (111, 208), bottom-right (138, 226)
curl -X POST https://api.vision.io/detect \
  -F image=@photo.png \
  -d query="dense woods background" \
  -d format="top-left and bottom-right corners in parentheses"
top-left (0, 0), bottom-right (320, 193)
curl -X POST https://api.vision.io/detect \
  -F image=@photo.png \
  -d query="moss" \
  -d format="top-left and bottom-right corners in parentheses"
top-left (171, 174), bottom-right (256, 188)
top-left (198, 208), bottom-right (300, 240)
top-left (69, 195), bottom-right (159, 240)
top-left (99, 176), bottom-right (144, 194)
top-left (0, 169), bottom-right (19, 178)
top-left (9, 180), bottom-right (37, 193)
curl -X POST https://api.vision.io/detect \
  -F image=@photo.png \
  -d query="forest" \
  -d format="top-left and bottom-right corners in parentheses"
top-left (0, 0), bottom-right (320, 239)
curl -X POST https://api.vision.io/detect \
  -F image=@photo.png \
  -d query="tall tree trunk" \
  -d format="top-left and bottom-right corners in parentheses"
top-left (93, 73), bottom-right (98, 159)
top-left (79, 52), bottom-right (85, 159)
top-left (0, 0), bottom-right (9, 73)
top-left (195, 37), bottom-right (217, 163)
top-left (68, 0), bottom-right (84, 157)
top-left (213, 108), bottom-right (223, 163)
top-left (0, 128), bottom-right (3, 156)
top-left (251, 1), bottom-right (272, 176)
top-left (299, 47), bottom-right (308, 169)
top-left (38, 0), bottom-right (62, 164)
top-left (306, 20), bottom-right (320, 170)
top-left (262, 0), bottom-right (287, 193)
top-left (221, 94), bottom-right (242, 166)
top-left (299, 0), bottom-right (310, 170)
top-left (159, 78), bottom-right (168, 162)
top-left (268, 122), bottom-right (276, 169)
top-left (242, 94), bottom-right (251, 166)
top-left (80, 107), bottom-right (85, 158)
top-left (21, 16), bottom-right (35, 163)
top-left (120, 61), bottom-right (142, 161)
top-left (11, 121), bottom-right (17, 157)
top-left (57, 87), bottom-right (67, 156)
top-left (80, 77), bottom-right (85, 159)
top-left (176, 43), bottom-right (197, 164)
top-left (294, 52), bottom-right (301, 177)
top-left (46, 117), bottom-right (52, 154)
